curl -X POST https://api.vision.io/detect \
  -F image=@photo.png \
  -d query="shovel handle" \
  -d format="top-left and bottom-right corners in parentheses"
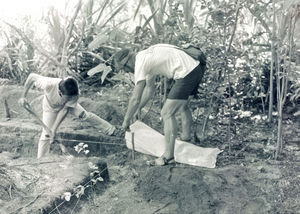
top-left (23, 101), bottom-right (52, 135)
top-left (23, 102), bottom-right (70, 154)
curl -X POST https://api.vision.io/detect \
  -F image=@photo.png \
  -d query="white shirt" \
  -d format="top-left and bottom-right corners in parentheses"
top-left (134, 44), bottom-right (199, 84)
top-left (33, 75), bottom-right (78, 112)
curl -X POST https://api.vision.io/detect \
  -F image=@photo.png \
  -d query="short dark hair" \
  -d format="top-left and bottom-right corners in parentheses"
top-left (113, 49), bottom-right (130, 69)
top-left (113, 49), bottom-right (136, 73)
top-left (59, 77), bottom-right (79, 96)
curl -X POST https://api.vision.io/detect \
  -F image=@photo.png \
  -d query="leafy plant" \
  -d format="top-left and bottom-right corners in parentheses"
top-left (55, 143), bottom-right (104, 213)
top-left (0, 23), bottom-right (36, 83)
top-left (74, 142), bottom-right (89, 155)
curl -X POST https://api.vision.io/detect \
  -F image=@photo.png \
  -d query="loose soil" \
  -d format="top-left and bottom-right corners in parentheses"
top-left (0, 81), bottom-right (299, 214)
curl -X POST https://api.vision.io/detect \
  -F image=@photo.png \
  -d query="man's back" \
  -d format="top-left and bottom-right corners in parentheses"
top-left (31, 74), bottom-right (77, 112)
top-left (134, 44), bottom-right (199, 84)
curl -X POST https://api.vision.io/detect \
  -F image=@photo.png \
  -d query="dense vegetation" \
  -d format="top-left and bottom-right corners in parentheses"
top-left (0, 0), bottom-right (300, 159)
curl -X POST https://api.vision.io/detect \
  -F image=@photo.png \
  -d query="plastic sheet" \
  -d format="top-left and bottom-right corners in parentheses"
top-left (125, 121), bottom-right (222, 168)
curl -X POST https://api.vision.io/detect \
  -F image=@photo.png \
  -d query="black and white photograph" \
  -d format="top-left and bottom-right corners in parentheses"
top-left (0, 0), bottom-right (300, 213)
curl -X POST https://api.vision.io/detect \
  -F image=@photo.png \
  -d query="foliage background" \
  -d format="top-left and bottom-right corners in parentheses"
top-left (0, 0), bottom-right (300, 157)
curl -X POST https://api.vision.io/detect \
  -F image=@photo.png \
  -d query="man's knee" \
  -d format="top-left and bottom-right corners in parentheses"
top-left (161, 107), bottom-right (173, 120)
top-left (180, 103), bottom-right (189, 111)
top-left (161, 101), bottom-right (184, 120)
top-left (79, 111), bottom-right (100, 123)
top-left (40, 132), bottom-right (50, 141)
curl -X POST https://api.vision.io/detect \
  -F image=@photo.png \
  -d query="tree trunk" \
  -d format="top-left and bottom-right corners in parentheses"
top-left (275, 105), bottom-right (283, 159)
top-left (268, 0), bottom-right (276, 123)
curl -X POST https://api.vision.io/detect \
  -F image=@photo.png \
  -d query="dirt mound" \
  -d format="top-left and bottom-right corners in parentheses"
top-left (0, 163), bottom-right (25, 203)
top-left (0, 85), bottom-right (124, 126)
top-left (135, 161), bottom-right (283, 214)
top-left (0, 152), bottom-right (109, 214)
top-left (136, 166), bottom-right (214, 213)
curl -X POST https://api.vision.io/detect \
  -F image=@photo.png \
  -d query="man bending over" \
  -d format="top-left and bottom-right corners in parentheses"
top-left (19, 73), bottom-right (122, 159)
top-left (117, 44), bottom-right (206, 166)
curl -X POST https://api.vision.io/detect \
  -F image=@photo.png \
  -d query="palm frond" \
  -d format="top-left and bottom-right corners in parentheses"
top-left (101, 2), bottom-right (127, 28)
top-left (83, 51), bottom-right (106, 62)
top-left (141, 9), bottom-right (159, 31)
top-left (95, 0), bottom-right (110, 25)
top-left (88, 34), bottom-right (110, 51)
top-left (134, 0), bottom-right (144, 20)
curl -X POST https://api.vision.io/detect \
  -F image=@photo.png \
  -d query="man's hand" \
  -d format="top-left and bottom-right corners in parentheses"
top-left (121, 120), bottom-right (130, 131)
top-left (112, 125), bottom-right (126, 138)
top-left (133, 109), bottom-right (141, 121)
top-left (50, 129), bottom-right (56, 144)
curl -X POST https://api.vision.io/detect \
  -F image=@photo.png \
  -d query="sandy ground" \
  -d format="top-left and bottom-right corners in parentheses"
top-left (78, 150), bottom-right (300, 214)
top-left (0, 83), bottom-right (300, 214)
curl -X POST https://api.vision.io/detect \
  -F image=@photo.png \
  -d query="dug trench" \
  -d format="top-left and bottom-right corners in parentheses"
top-left (0, 84), bottom-right (300, 214)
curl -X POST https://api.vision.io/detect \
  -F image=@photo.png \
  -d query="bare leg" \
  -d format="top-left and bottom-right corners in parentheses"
top-left (161, 99), bottom-right (188, 160)
top-left (71, 104), bottom-right (116, 135)
top-left (180, 102), bottom-right (193, 141)
top-left (162, 113), bottom-right (177, 159)
top-left (83, 111), bottom-right (115, 135)
top-left (38, 111), bottom-right (57, 159)
top-left (37, 140), bottom-right (51, 159)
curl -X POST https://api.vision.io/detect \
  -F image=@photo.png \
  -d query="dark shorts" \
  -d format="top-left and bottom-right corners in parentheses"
top-left (167, 63), bottom-right (205, 100)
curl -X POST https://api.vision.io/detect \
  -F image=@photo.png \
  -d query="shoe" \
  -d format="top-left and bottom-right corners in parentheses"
top-left (179, 137), bottom-right (192, 142)
top-left (146, 156), bottom-right (175, 166)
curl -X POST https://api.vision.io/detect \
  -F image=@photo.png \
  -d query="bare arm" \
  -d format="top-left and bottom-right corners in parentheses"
top-left (22, 73), bottom-right (40, 98)
top-left (19, 73), bottom-right (42, 107)
top-left (138, 76), bottom-right (155, 111)
top-left (122, 80), bottom-right (146, 129)
top-left (50, 107), bottom-right (69, 141)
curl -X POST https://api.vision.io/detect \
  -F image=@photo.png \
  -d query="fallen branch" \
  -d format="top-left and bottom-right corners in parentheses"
top-left (235, 144), bottom-right (249, 157)
top-left (9, 184), bottom-right (12, 199)
top-left (153, 201), bottom-right (173, 213)
top-left (11, 191), bottom-right (44, 214)
top-left (24, 177), bottom-right (40, 190)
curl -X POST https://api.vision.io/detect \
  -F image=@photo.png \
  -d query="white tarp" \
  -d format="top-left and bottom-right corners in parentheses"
top-left (125, 121), bottom-right (222, 168)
